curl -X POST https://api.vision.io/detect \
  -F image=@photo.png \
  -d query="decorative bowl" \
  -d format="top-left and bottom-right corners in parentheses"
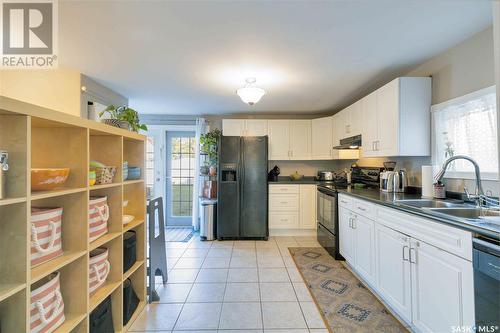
top-left (89, 170), bottom-right (96, 186)
top-left (31, 168), bottom-right (70, 191)
top-left (127, 167), bottom-right (141, 180)
top-left (123, 214), bottom-right (134, 225)
top-left (290, 171), bottom-right (304, 181)
top-left (102, 119), bottom-right (130, 130)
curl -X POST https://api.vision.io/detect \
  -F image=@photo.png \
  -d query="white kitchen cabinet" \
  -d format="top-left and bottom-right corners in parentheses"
top-left (289, 120), bottom-right (311, 160)
top-left (410, 239), bottom-right (475, 333)
top-left (311, 116), bottom-right (333, 159)
top-left (245, 119), bottom-right (268, 136)
top-left (222, 119), bottom-right (246, 136)
top-left (299, 185), bottom-right (316, 229)
top-left (268, 120), bottom-right (290, 160)
top-left (353, 214), bottom-right (376, 285)
top-left (269, 212), bottom-right (299, 229)
top-left (361, 77), bottom-right (431, 157)
top-left (338, 206), bottom-right (355, 263)
top-left (332, 101), bottom-right (362, 146)
top-left (375, 224), bottom-right (412, 322)
top-left (222, 119), bottom-right (268, 136)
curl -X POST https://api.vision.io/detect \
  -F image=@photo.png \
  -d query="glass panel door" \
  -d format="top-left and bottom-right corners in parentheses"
top-left (166, 131), bottom-right (196, 226)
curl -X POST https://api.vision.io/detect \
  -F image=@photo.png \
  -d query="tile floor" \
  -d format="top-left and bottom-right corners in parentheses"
top-left (131, 235), bottom-right (328, 333)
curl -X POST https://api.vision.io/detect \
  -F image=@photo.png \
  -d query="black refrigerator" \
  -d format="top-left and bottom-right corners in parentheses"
top-left (217, 136), bottom-right (268, 240)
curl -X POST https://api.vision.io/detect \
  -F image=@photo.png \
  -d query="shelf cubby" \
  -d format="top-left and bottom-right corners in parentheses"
top-left (0, 97), bottom-right (146, 332)
top-left (0, 113), bottom-right (29, 201)
top-left (0, 288), bottom-right (27, 332)
top-left (90, 133), bottom-right (123, 184)
top-left (0, 203), bottom-right (27, 298)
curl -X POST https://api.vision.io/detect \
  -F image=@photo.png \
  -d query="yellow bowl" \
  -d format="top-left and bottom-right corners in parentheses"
top-left (31, 168), bottom-right (70, 191)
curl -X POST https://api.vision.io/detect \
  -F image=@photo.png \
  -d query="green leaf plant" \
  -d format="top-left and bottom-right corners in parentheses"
top-left (99, 105), bottom-right (148, 132)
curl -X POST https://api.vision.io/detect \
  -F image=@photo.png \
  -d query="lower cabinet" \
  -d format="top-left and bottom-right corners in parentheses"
top-left (339, 194), bottom-right (475, 332)
top-left (269, 184), bottom-right (316, 230)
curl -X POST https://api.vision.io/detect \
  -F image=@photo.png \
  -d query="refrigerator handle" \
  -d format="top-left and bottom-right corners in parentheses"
top-left (240, 138), bottom-right (244, 224)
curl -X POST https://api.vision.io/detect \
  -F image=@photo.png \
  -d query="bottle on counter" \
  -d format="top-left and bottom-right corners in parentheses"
top-left (433, 181), bottom-right (446, 199)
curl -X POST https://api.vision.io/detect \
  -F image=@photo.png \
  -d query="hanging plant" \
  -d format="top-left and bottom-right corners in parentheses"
top-left (99, 105), bottom-right (148, 132)
top-left (200, 128), bottom-right (221, 167)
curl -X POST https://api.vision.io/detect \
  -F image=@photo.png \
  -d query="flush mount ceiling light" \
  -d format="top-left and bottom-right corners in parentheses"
top-left (236, 78), bottom-right (266, 105)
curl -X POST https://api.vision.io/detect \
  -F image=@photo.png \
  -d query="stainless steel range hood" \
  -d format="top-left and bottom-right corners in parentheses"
top-left (333, 135), bottom-right (362, 150)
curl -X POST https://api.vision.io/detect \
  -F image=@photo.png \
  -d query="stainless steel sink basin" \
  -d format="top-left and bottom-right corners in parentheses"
top-left (429, 207), bottom-right (500, 220)
top-left (395, 199), bottom-right (464, 209)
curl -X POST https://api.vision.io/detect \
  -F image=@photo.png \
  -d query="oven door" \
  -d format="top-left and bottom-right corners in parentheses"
top-left (317, 223), bottom-right (336, 257)
top-left (317, 188), bottom-right (336, 234)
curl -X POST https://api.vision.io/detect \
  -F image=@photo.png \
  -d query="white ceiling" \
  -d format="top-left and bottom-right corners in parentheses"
top-left (59, 0), bottom-right (493, 115)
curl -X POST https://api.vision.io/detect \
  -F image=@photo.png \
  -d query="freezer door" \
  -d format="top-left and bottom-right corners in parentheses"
top-left (217, 136), bottom-right (240, 238)
top-left (240, 136), bottom-right (269, 238)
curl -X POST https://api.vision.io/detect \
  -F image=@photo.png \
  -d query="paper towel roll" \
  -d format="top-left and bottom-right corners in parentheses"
top-left (421, 165), bottom-right (434, 198)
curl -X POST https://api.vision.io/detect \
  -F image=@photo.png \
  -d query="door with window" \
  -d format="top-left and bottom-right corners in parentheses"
top-left (166, 131), bottom-right (196, 226)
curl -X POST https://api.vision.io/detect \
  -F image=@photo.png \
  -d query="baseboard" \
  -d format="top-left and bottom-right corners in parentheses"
top-left (269, 229), bottom-right (317, 237)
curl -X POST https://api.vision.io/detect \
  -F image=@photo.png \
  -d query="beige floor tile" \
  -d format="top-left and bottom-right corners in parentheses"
top-left (230, 255), bottom-right (257, 268)
top-left (182, 248), bottom-right (210, 258)
top-left (262, 302), bottom-right (307, 329)
top-left (287, 267), bottom-right (304, 282)
top-left (154, 283), bottom-right (192, 303)
top-left (167, 269), bottom-right (199, 283)
top-left (299, 301), bottom-right (327, 329)
top-left (257, 256), bottom-right (285, 268)
top-left (186, 283), bottom-right (226, 302)
top-left (166, 242), bottom-right (189, 249)
top-left (219, 302), bottom-right (263, 330)
top-left (233, 240), bottom-right (256, 249)
top-left (174, 257), bottom-right (204, 269)
top-left (257, 248), bottom-right (282, 257)
top-left (195, 268), bottom-right (228, 283)
top-left (167, 248), bottom-right (186, 258)
top-left (224, 282), bottom-right (260, 302)
top-left (260, 282), bottom-right (297, 302)
top-left (258, 268), bottom-right (290, 282)
top-left (174, 302), bottom-right (222, 330)
top-left (130, 303), bottom-right (183, 331)
top-left (211, 240), bottom-right (234, 248)
top-left (293, 282), bottom-right (314, 302)
top-left (202, 257), bottom-right (231, 268)
top-left (227, 268), bottom-right (259, 283)
top-left (232, 248), bottom-right (257, 257)
top-left (207, 248), bottom-right (233, 258)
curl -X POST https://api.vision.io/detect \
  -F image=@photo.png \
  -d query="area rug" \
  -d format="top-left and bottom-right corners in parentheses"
top-left (289, 247), bottom-right (409, 333)
top-left (165, 227), bottom-right (194, 242)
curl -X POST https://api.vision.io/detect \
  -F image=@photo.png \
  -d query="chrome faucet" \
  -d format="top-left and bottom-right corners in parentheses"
top-left (434, 155), bottom-right (484, 205)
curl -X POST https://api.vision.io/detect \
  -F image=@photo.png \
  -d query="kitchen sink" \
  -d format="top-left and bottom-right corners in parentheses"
top-left (395, 199), bottom-right (465, 208)
top-left (429, 207), bottom-right (500, 221)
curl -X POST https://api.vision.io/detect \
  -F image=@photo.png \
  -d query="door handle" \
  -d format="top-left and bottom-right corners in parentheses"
top-left (348, 218), bottom-right (352, 228)
top-left (409, 247), bottom-right (417, 264)
top-left (402, 246), bottom-right (409, 261)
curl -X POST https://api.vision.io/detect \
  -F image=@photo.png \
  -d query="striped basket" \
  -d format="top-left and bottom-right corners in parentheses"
top-left (89, 196), bottom-right (109, 242)
top-left (89, 248), bottom-right (111, 295)
top-left (30, 272), bottom-right (65, 333)
top-left (31, 208), bottom-right (64, 267)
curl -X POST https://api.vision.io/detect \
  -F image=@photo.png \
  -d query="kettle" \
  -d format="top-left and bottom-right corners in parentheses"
top-left (268, 165), bottom-right (280, 182)
top-left (380, 169), bottom-right (408, 193)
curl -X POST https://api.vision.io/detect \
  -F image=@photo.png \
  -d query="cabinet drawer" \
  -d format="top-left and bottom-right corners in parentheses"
top-left (353, 199), bottom-right (376, 219)
top-left (269, 212), bottom-right (299, 229)
top-left (377, 206), bottom-right (472, 261)
top-left (338, 194), bottom-right (353, 209)
top-left (269, 185), bottom-right (299, 194)
top-left (269, 194), bottom-right (299, 211)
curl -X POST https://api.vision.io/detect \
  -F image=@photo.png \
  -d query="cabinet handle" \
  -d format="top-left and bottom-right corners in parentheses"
top-left (376, 141), bottom-right (380, 151)
top-left (280, 201), bottom-right (288, 204)
top-left (402, 246), bottom-right (409, 261)
top-left (348, 218), bottom-right (352, 228)
top-left (357, 206), bottom-right (367, 211)
top-left (409, 247), bottom-right (417, 264)
top-left (280, 218), bottom-right (288, 222)
top-left (341, 200), bottom-right (348, 204)
top-left (351, 218), bottom-right (356, 229)
top-left (372, 141), bottom-right (375, 151)
top-left (280, 189), bottom-right (288, 191)
top-left (290, 150), bottom-right (293, 157)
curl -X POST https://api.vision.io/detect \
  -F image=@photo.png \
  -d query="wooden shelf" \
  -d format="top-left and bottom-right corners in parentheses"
top-left (0, 197), bottom-right (26, 207)
top-left (0, 283), bottom-right (26, 302)
top-left (31, 187), bottom-right (87, 201)
top-left (31, 251), bottom-right (86, 284)
top-left (89, 232), bottom-right (122, 251)
top-left (123, 219), bottom-right (144, 233)
top-left (123, 301), bottom-right (146, 332)
top-left (90, 182), bottom-right (122, 190)
top-left (123, 179), bottom-right (144, 185)
top-left (89, 281), bottom-right (122, 312)
top-left (123, 261), bottom-right (144, 281)
top-left (53, 313), bottom-right (87, 333)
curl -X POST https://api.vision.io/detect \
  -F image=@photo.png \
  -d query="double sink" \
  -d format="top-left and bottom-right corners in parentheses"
top-left (395, 199), bottom-right (500, 225)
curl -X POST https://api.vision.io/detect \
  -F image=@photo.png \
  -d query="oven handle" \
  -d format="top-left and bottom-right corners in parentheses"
top-left (473, 237), bottom-right (500, 258)
top-left (317, 187), bottom-right (337, 196)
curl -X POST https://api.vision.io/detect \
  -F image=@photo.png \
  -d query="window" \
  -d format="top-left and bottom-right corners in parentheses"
top-left (432, 86), bottom-right (498, 180)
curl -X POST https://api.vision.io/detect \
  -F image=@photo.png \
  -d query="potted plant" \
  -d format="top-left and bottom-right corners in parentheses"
top-left (99, 105), bottom-right (148, 132)
top-left (200, 128), bottom-right (221, 176)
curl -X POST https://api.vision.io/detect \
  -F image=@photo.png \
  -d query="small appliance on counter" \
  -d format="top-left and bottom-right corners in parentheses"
top-left (316, 171), bottom-right (334, 181)
top-left (0, 151), bottom-right (9, 199)
top-left (380, 161), bottom-right (408, 193)
top-left (268, 165), bottom-right (280, 181)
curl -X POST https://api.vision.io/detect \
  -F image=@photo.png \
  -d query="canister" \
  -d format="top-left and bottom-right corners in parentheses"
top-left (0, 151), bottom-right (9, 199)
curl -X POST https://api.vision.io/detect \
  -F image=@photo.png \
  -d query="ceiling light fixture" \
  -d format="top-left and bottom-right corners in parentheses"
top-left (236, 78), bottom-right (266, 105)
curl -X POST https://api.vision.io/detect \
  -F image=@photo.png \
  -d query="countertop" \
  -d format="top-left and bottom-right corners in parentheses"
top-left (335, 187), bottom-right (500, 240)
top-left (268, 176), bottom-right (324, 184)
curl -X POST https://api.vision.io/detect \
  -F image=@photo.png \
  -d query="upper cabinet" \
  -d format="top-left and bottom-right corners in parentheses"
top-left (312, 116), bottom-right (333, 159)
top-left (361, 77), bottom-right (431, 157)
top-left (333, 100), bottom-right (362, 145)
top-left (268, 120), bottom-right (311, 160)
top-left (222, 119), bottom-right (268, 136)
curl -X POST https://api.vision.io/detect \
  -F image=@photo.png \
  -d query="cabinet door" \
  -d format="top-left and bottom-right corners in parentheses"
top-left (338, 207), bottom-right (355, 264)
top-left (311, 117), bottom-right (333, 159)
top-left (222, 119), bottom-right (245, 136)
top-left (375, 224), bottom-right (412, 322)
top-left (245, 120), bottom-right (268, 136)
top-left (361, 92), bottom-right (378, 157)
top-left (353, 215), bottom-right (376, 285)
top-left (289, 120), bottom-right (311, 160)
top-left (333, 109), bottom-right (348, 143)
top-left (268, 120), bottom-right (290, 160)
top-left (376, 79), bottom-right (399, 156)
top-left (299, 185), bottom-right (316, 229)
top-left (348, 100), bottom-right (362, 136)
top-left (411, 240), bottom-right (475, 333)
top-left (269, 212), bottom-right (299, 229)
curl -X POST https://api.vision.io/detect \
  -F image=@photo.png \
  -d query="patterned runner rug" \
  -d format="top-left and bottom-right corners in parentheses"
top-left (289, 247), bottom-right (409, 333)
top-left (165, 227), bottom-right (194, 242)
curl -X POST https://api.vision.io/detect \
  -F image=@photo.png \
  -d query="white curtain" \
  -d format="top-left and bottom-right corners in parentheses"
top-left (192, 118), bottom-right (207, 230)
top-left (432, 86), bottom-right (498, 179)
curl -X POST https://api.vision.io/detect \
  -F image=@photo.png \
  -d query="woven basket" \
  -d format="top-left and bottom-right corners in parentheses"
top-left (92, 167), bottom-right (116, 185)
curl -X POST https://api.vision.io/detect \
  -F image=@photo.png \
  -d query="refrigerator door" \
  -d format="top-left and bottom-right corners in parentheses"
top-left (240, 136), bottom-right (268, 238)
top-left (217, 136), bottom-right (241, 238)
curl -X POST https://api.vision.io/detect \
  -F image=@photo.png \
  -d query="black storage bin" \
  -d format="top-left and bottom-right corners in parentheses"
top-left (123, 230), bottom-right (137, 273)
top-left (90, 296), bottom-right (114, 333)
top-left (123, 278), bottom-right (140, 326)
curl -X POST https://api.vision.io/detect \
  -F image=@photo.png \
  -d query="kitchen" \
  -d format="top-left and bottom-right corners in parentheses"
top-left (0, 1), bottom-right (499, 333)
